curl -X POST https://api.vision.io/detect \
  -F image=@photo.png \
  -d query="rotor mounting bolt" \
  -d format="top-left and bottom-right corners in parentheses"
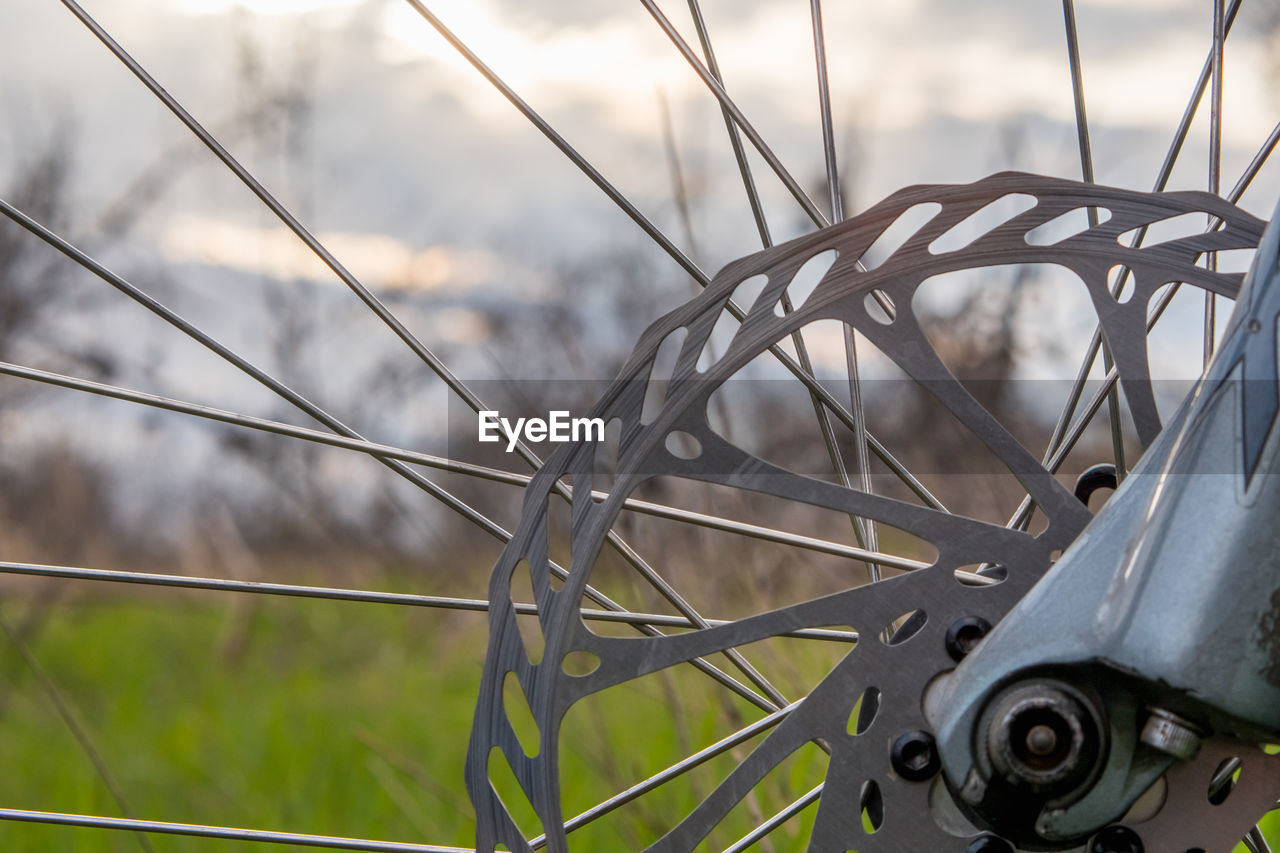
top-left (964, 835), bottom-right (1015, 853)
top-left (890, 730), bottom-right (941, 782)
top-left (1139, 707), bottom-right (1201, 761)
top-left (945, 615), bottom-right (993, 662)
top-left (1089, 825), bottom-right (1144, 853)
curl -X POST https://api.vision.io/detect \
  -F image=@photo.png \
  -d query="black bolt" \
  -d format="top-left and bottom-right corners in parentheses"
top-left (945, 615), bottom-right (992, 662)
top-left (1089, 825), bottom-right (1144, 853)
top-left (890, 730), bottom-right (940, 782)
top-left (964, 836), bottom-right (1014, 853)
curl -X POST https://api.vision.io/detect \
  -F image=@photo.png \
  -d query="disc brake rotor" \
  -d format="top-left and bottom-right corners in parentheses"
top-left (468, 173), bottom-right (1273, 851)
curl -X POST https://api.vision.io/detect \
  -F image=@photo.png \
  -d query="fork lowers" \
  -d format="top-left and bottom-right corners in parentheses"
top-left (958, 678), bottom-right (1108, 848)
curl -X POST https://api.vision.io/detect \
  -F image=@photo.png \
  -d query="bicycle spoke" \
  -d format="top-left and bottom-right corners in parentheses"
top-left (0, 361), bottom-right (926, 571)
top-left (1041, 0), bottom-right (1245, 463)
top-left (683, 0), bottom-right (868, 558)
top-left (60, 0), bottom-right (612, 517)
top-left (0, 198), bottom-right (509, 546)
top-left (641, 0), bottom-right (829, 229)
top-left (403, 0), bottom-right (705, 286)
top-left (1206, 0), bottom-right (1226, 367)
top-left (1246, 826), bottom-right (1274, 853)
top-left (58, 0), bottom-right (500, 446)
top-left (809, 0), bottom-right (879, 582)
top-left (322, 7), bottom-right (797, 707)
top-left (0, 562), bottom-right (856, 642)
top-left (810, 0), bottom-right (842, 227)
top-left (1061, 0), bottom-right (1127, 481)
top-left (0, 203), bottom-right (783, 711)
top-left (400, 2), bottom-right (943, 516)
top-left (684, 0), bottom-right (771, 246)
top-left (405, 0), bottom-right (946, 555)
top-left (684, 1), bottom-right (887, 580)
top-left (0, 809), bottom-right (472, 852)
top-left (721, 783), bottom-right (821, 853)
top-left (1017, 119), bottom-right (1280, 532)
top-left (529, 701), bottom-right (801, 849)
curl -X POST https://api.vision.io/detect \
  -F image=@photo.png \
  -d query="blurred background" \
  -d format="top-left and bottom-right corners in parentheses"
top-left (1, 0), bottom-right (1280, 849)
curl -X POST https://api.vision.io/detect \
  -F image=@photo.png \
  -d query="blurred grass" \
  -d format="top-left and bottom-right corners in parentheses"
top-left (0, 592), bottom-right (1272, 851)
top-left (0, 593), bottom-right (484, 851)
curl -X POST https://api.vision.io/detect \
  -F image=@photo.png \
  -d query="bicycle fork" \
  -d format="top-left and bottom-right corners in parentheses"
top-left (929, 199), bottom-right (1280, 850)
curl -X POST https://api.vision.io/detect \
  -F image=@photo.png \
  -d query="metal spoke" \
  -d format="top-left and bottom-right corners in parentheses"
top-left (0, 562), bottom-right (857, 642)
top-left (0, 809), bottom-right (471, 852)
top-left (685, 0), bottom-right (771, 246)
top-left (70, 0), bottom-right (682, 549)
top-left (528, 701), bottom-right (801, 848)
top-left (0, 198), bottom-right (506, 547)
top-left (811, 0), bottom-right (842, 227)
top-left (681, 1), bottom-right (876, 576)
top-left (403, 0), bottom-right (705, 286)
top-left (0, 362), bottom-right (927, 574)
top-left (641, 0), bottom-right (829, 229)
top-left (722, 783), bottom-right (822, 853)
top-left (1246, 826), bottom-right (1274, 853)
top-left (1031, 114), bottom-right (1278, 508)
top-left (62, 0), bottom-right (612, 531)
top-left (0, 201), bottom-right (777, 714)
top-left (402, 0), bottom-right (947, 544)
top-left (1041, 0), bottom-right (1245, 463)
top-left (1206, 0), bottom-right (1225, 367)
top-left (399, 2), bottom-right (943, 515)
top-left (1061, 0), bottom-right (1127, 481)
top-left (809, 0), bottom-right (879, 580)
top-left (58, 0), bottom-right (500, 453)
top-left (375, 4), bottom-right (837, 710)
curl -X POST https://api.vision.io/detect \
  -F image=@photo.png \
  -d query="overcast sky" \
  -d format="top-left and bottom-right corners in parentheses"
top-left (2, 0), bottom-right (1278, 536)
top-left (3, 0), bottom-right (1279, 381)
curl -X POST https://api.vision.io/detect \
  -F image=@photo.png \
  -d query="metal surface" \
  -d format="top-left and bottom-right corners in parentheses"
top-left (469, 173), bottom-right (1266, 851)
top-left (12, 1), bottom-right (1277, 850)
top-left (1139, 709), bottom-right (1202, 761)
top-left (1061, 0), bottom-right (1126, 480)
top-left (0, 809), bottom-right (472, 852)
top-left (932, 196), bottom-right (1280, 846)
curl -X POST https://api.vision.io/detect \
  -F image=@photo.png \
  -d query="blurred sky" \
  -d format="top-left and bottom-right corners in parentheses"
top-left (2, 0), bottom-right (1279, 519)
top-left (7, 0), bottom-right (1278, 275)
top-left (4, 0), bottom-right (1279, 364)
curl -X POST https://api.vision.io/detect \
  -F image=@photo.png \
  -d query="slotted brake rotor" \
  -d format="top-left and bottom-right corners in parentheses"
top-left (468, 172), bottom-right (1276, 852)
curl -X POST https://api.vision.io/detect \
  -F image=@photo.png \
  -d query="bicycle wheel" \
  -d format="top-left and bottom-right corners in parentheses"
top-left (0, 1), bottom-right (1278, 852)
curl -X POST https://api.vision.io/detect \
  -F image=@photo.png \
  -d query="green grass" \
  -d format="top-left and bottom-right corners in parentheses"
top-left (0, 593), bottom-right (484, 851)
top-left (0, 592), bottom-right (1273, 851)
